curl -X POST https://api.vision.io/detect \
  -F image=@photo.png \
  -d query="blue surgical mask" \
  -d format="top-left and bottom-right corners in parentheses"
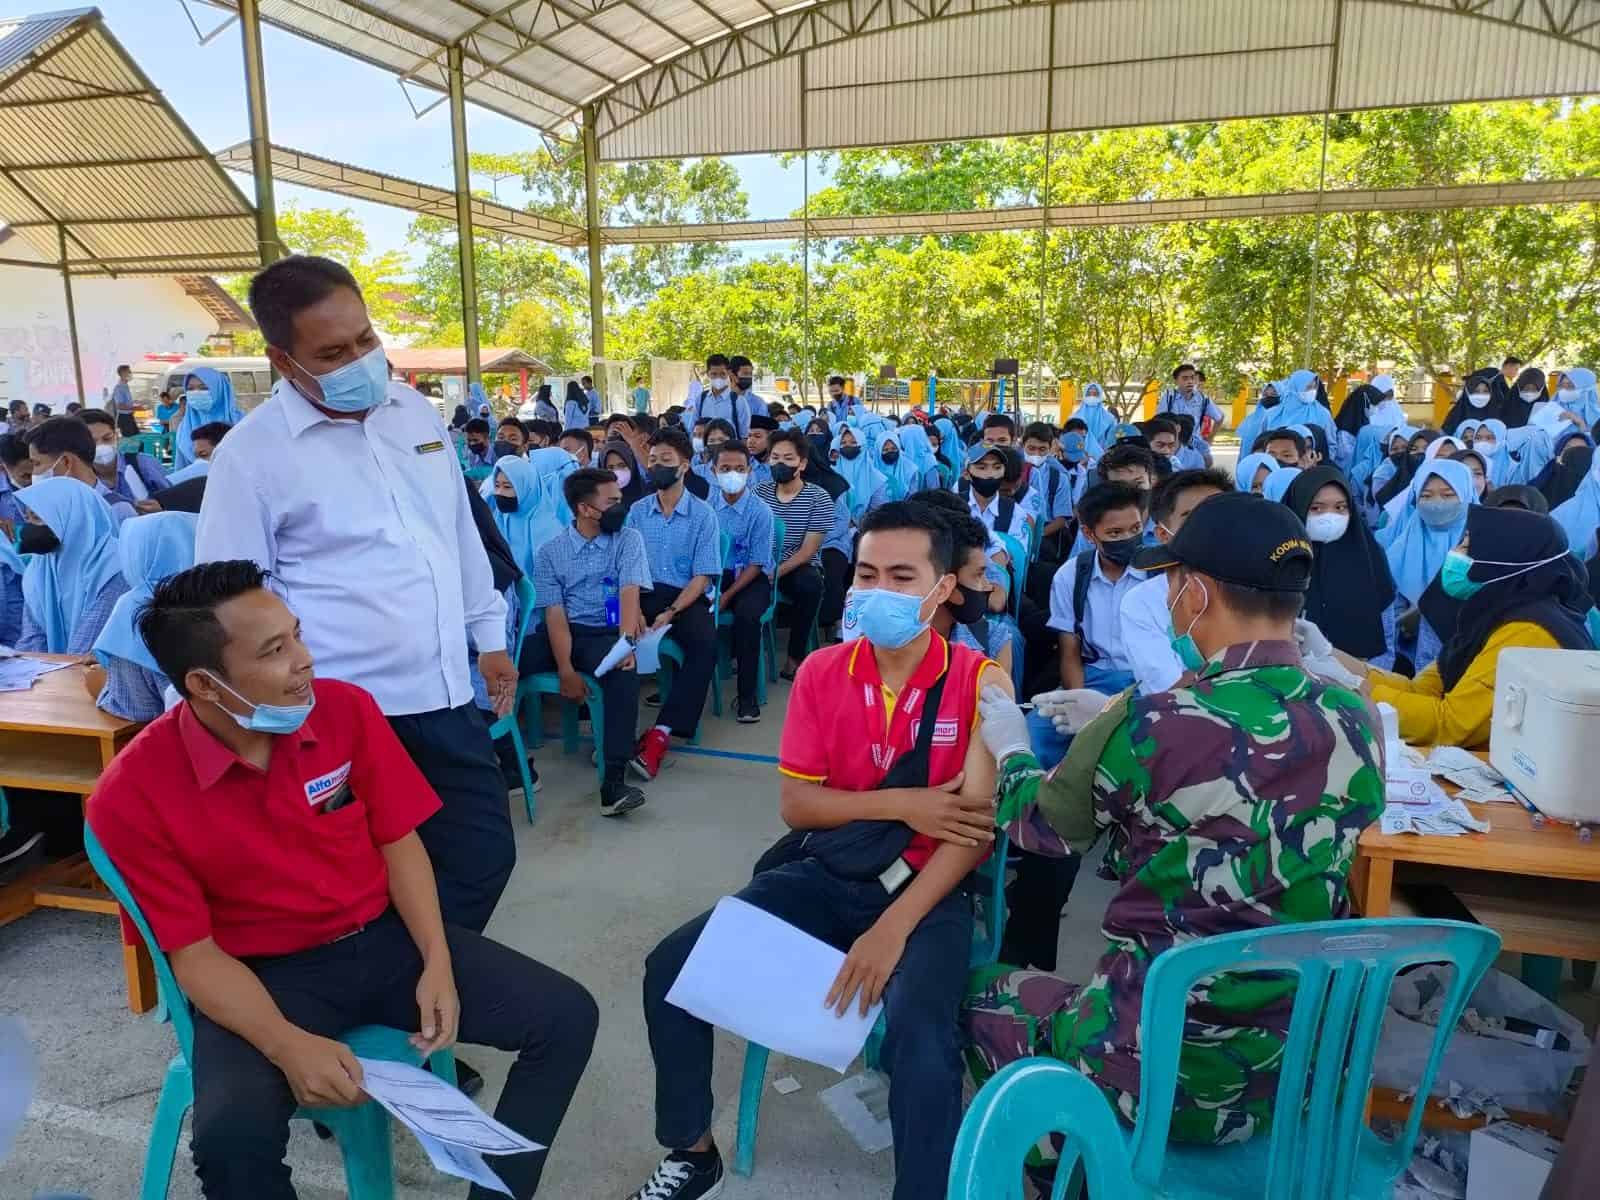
top-left (1167, 576), bottom-right (1209, 671)
top-left (185, 388), bottom-right (216, 414)
top-left (1417, 497), bottom-right (1465, 529)
top-left (290, 343), bottom-right (389, 413)
top-left (204, 671), bottom-right (315, 735)
top-left (854, 583), bottom-right (940, 649)
top-left (1439, 551), bottom-right (1484, 600)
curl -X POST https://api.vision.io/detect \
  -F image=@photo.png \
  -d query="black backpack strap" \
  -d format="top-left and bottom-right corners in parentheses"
top-left (879, 667), bottom-right (951, 789)
top-left (996, 495), bottom-right (1015, 531)
top-left (1072, 552), bottom-right (1100, 664)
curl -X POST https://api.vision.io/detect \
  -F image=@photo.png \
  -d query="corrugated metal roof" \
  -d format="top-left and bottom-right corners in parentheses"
top-left (207, 0), bottom-right (1600, 159)
top-left (0, 8), bottom-right (258, 275)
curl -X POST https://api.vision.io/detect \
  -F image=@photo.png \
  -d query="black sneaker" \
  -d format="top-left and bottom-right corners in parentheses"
top-left (736, 701), bottom-right (760, 724)
top-left (644, 690), bottom-right (663, 706)
top-left (627, 1150), bottom-right (724, 1200)
top-left (600, 782), bottom-right (647, 818)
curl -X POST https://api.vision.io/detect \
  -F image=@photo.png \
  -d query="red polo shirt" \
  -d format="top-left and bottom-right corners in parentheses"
top-left (87, 678), bottom-right (441, 959)
top-left (779, 633), bottom-right (992, 870)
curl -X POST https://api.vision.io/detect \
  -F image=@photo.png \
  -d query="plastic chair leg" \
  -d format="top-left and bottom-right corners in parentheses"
top-left (140, 1061), bottom-right (193, 1200)
top-left (1521, 954), bottom-right (1563, 1000)
top-left (330, 1101), bottom-right (396, 1200)
top-left (763, 624), bottom-right (778, 684)
top-left (428, 1047), bottom-right (458, 1088)
top-left (561, 698), bottom-right (581, 755)
top-left (734, 1042), bottom-right (770, 1177)
top-left (506, 717), bottom-right (536, 824)
top-left (756, 634), bottom-right (768, 706)
top-left (584, 686), bottom-right (607, 789)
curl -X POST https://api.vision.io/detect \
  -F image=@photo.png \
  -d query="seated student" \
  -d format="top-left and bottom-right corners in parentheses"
top-left (1049, 482), bottom-right (1150, 693)
top-left (86, 562), bottom-right (596, 1199)
top-left (25, 417), bottom-right (136, 524)
top-left (896, 423), bottom-right (943, 491)
top-left (961, 444), bottom-right (1030, 550)
top-left (1363, 506), bottom-right (1595, 748)
top-left (1283, 466), bottom-right (1397, 664)
top-left (1382, 459), bottom-right (1474, 673)
top-left (1234, 450), bottom-right (1278, 495)
top-left (521, 468), bottom-right (652, 817)
top-left (81, 409), bottom-right (170, 508)
top-left (708, 440), bottom-right (776, 722)
top-left (188, 421), bottom-right (232, 464)
top-left (744, 414), bottom-right (777, 489)
top-left (1259, 427), bottom-right (1308, 469)
top-left (755, 429), bottom-right (836, 677)
top-left (627, 502), bottom-right (1007, 1200)
top-left (1067, 442), bottom-right (1158, 558)
top-left (689, 417), bottom-right (709, 457)
top-left (1120, 469), bottom-right (1233, 695)
top-left (968, 496), bottom-right (1381, 1173)
top-left (88, 512), bottom-right (197, 721)
top-left (693, 418), bottom-right (737, 484)
top-left (1140, 416), bottom-right (1182, 469)
top-left (558, 426), bottom-right (594, 468)
top-left (921, 497), bottom-right (1016, 677)
top-left (14, 476), bottom-right (128, 654)
top-left (600, 438), bottom-right (646, 505)
top-left (603, 413), bottom-right (635, 446)
top-left (833, 423), bottom-right (889, 519)
top-left (496, 416), bottom-right (529, 459)
top-left (0, 434), bottom-right (28, 643)
top-left (627, 429), bottom-right (722, 772)
top-left (463, 418), bottom-right (495, 467)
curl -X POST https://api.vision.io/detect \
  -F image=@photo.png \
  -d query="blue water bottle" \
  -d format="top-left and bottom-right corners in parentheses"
top-left (603, 575), bottom-right (620, 627)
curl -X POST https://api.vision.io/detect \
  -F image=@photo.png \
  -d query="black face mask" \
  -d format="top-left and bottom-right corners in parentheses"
top-left (807, 433), bottom-right (830, 458)
top-left (839, 444), bottom-right (862, 460)
top-left (769, 463), bottom-right (798, 485)
top-left (1259, 394), bottom-right (1281, 410)
top-left (468, 441), bottom-right (488, 456)
top-left (494, 494), bottom-right (518, 514)
top-left (493, 439), bottom-right (519, 459)
top-left (969, 475), bottom-right (1002, 498)
top-left (596, 504), bottom-right (627, 534)
top-left (1406, 451), bottom-right (1426, 471)
top-left (880, 450), bottom-right (900, 465)
top-left (18, 524), bottom-right (59, 555)
top-left (947, 584), bottom-right (988, 623)
top-left (1097, 534), bottom-right (1143, 566)
top-left (647, 465), bottom-right (681, 491)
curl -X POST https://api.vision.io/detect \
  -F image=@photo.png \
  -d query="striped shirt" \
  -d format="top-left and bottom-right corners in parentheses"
top-left (755, 481), bottom-right (836, 564)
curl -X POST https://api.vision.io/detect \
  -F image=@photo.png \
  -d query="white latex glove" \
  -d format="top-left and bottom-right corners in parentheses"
top-left (1029, 688), bottom-right (1113, 736)
top-left (1293, 618), bottom-right (1334, 662)
top-left (1295, 619), bottom-right (1365, 689)
top-left (977, 684), bottom-right (1032, 766)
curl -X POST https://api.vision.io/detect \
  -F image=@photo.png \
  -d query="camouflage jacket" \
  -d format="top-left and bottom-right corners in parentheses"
top-left (995, 639), bottom-right (1385, 1143)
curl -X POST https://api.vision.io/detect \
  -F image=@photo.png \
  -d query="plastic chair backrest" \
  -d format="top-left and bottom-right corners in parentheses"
top-left (1129, 919), bottom-right (1501, 1197)
top-left (84, 824), bottom-right (197, 1061)
top-left (511, 576), bottom-right (539, 655)
top-left (766, 518), bottom-right (786, 620)
top-left (993, 532), bottom-right (1028, 620)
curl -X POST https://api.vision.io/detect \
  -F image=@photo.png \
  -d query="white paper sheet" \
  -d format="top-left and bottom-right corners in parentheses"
top-left (354, 1058), bottom-right (543, 1156)
top-left (415, 1131), bottom-right (512, 1195)
top-left (632, 625), bottom-right (669, 674)
top-left (0, 656), bottom-right (73, 692)
top-left (664, 896), bottom-right (882, 1074)
top-left (593, 635), bottom-right (634, 678)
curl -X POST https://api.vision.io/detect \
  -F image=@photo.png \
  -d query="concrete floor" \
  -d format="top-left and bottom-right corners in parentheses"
top-left (0, 681), bottom-right (1114, 1200)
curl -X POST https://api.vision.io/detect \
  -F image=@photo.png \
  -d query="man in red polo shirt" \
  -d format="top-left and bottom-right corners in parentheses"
top-left (627, 501), bottom-right (1008, 1200)
top-left (86, 561), bottom-right (596, 1199)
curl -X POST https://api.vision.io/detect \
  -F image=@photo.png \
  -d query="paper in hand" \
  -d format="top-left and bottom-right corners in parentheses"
top-left (354, 1057), bottom-right (542, 1158)
top-left (632, 626), bottom-right (669, 674)
top-left (593, 635), bottom-right (635, 678)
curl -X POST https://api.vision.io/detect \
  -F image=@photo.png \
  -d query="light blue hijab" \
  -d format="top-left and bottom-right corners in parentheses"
top-left (1068, 383), bottom-right (1118, 445)
top-left (1466, 418), bottom-right (1512, 486)
top-left (1384, 459), bottom-right (1475, 604)
top-left (490, 456), bottom-right (559, 581)
top-left (1234, 452), bottom-right (1278, 493)
top-left (1238, 370), bottom-right (1335, 451)
top-left (91, 512), bottom-right (196, 674)
top-left (894, 424), bottom-right (939, 490)
top-left (525, 447), bottom-right (577, 531)
top-left (1262, 467), bottom-right (1302, 503)
top-left (174, 367), bottom-right (243, 469)
top-left (1350, 418), bottom-right (1402, 493)
top-left (1557, 367), bottom-right (1600, 430)
top-left (871, 428), bottom-right (922, 500)
top-left (832, 427), bottom-right (885, 521)
top-left (1553, 451), bottom-right (1600, 561)
top-left (933, 417), bottom-right (962, 482)
top-left (15, 478), bottom-right (124, 652)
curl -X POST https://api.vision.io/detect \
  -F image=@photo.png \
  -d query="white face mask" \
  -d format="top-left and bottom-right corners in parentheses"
top-left (1519, 390), bottom-right (1540, 403)
top-left (708, 376), bottom-right (729, 393)
top-left (1083, 392), bottom-right (1102, 406)
top-left (1024, 453), bottom-right (1046, 467)
top-left (1301, 388), bottom-right (1318, 403)
top-left (1468, 391), bottom-right (1491, 408)
top-left (93, 443), bottom-right (117, 467)
top-left (1558, 387), bottom-right (1579, 404)
top-left (1475, 439), bottom-right (1497, 455)
top-left (1304, 512), bottom-right (1349, 544)
top-left (716, 470), bottom-right (748, 495)
top-left (612, 468), bottom-right (632, 488)
top-left (691, 436), bottom-right (705, 454)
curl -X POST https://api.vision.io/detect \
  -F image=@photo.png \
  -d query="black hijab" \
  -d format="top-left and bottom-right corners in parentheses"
top-left (1285, 466), bottom-right (1396, 658)
top-left (464, 472), bottom-right (522, 593)
top-left (1504, 367), bottom-right (1544, 429)
top-left (1484, 484), bottom-right (1550, 515)
top-left (1375, 429), bottom-right (1442, 506)
top-left (1443, 367), bottom-right (1516, 434)
top-left (1335, 383), bottom-right (1381, 438)
top-left (599, 438), bottom-right (646, 503)
top-left (1434, 506), bottom-right (1593, 691)
top-left (1540, 443), bottom-right (1594, 511)
top-left (805, 443), bottom-right (849, 500)
top-left (449, 404), bottom-right (471, 430)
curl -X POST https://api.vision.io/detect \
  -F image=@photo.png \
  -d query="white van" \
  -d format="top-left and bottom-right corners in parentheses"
top-left (127, 355), bottom-right (274, 414)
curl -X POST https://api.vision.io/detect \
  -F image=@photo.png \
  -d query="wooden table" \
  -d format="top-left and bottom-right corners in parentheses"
top-left (0, 653), bottom-right (150, 1010)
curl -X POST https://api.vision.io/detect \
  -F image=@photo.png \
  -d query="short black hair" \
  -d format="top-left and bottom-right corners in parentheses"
top-left (908, 487), bottom-right (967, 517)
top-left (497, 416), bottom-right (527, 434)
top-left (713, 439), bottom-right (752, 466)
top-left (943, 509), bottom-right (990, 568)
top-left (1021, 422), bottom-right (1055, 445)
top-left (580, 375), bottom-right (593, 386)
top-left (605, 414), bottom-right (634, 433)
top-left (0, 433), bottom-right (28, 467)
top-left (1214, 580), bottom-right (1304, 622)
top-left (530, 418), bottom-right (561, 442)
top-left (729, 355), bottom-right (752, 372)
top-left (79, 408), bottom-right (115, 431)
top-left (1172, 362), bottom-right (1198, 379)
top-left (464, 418), bottom-right (491, 436)
top-left (1077, 481), bottom-right (1147, 531)
top-left (563, 467), bottom-right (618, 512)
top-left (24, 416), bottom-right (94, 466)
top-left (634, 413), bottom-right (659, 437)
top-left (691, 417), bottom-right (709, 432)
top-left (1063, 417), bottom-right (1088, 434)
top-left (1143, 416), bottom-right (1180, 440)
top-left (768, 428), bottom-right (808, 458)
top-left (982, 414), bottom-right (1015, 436)
top-left (191, 421), bottom-right (232, 448)
top-left (1503, 355), bottom-right (1523, 367)
top-left (116, 363), bottom-right (131, 374)
top-left (828, 374), bottom-right (846, 387)
top-left (1149, 468), bottom-right (1233, 524)
top-left (706, 353), bottom-right (729, 370)
top-left (702, 418), bottom-right (736, 443)
top-left (559, 427), bottom-right (594, 453)
top-left (247, 254), bottom-right (363, 351)
top-left (858, 500), bottom-right (955, 575)
top-left (138, 560), bottom-right (270, 699)
top-left (648, 427), bottom-right (694, 461)
top-left (1098, 442), bottom-right (1157, 479)
top-left (1263, 428), bottom-right (1307, 455)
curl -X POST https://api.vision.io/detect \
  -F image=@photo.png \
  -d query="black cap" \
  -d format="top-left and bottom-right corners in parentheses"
top-left (1132, 492), bottom-right (1313, 592)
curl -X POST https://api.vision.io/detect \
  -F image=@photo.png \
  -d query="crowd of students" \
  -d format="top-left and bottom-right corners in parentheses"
top-left (4, 252), bottom-right (1600, 1200)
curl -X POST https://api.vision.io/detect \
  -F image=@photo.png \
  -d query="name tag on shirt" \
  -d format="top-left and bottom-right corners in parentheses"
top-left (305, 761), bottom-right (352, 807)
top-left (911, 718), bottom-right (960, 746)
top-left (414, 440), bottom-right (446, 455)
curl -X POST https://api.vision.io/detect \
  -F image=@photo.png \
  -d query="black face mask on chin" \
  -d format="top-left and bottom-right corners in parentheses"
top-left (595, 504), bottom-right (627, 534)
top-left (769, 463), bottom-right (798, 485)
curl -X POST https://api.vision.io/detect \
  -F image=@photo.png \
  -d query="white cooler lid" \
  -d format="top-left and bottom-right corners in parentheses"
top-left (1497, 648), bottom-right (1600, 707)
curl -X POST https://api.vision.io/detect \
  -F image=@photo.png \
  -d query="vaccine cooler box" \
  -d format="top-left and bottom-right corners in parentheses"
top-left (1489, 648), bottom-right (1600, 824)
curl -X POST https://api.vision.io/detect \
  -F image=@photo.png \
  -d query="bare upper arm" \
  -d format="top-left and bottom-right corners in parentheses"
top-left (962, 662), bottom-right (1011, 799)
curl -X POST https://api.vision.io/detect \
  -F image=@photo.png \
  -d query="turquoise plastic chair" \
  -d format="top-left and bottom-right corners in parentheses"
top-left (465, 465), bottom-right (493, 483)
top-left (83, 825), bottom-right (457, 1200)
top-left (488, 577), bottom-right (539, 822)
top-left (520, 669), bottom-right (608, 789)
top-left (735, 834), bottom-right (1012, 1177)
top-left (712, 520), bottom-right (782, 713)
top-left (946, 918), bottom-right (1502, 1200)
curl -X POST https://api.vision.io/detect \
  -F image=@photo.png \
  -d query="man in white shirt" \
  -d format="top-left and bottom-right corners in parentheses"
top-left (1048, 481), bottom-right (1149, 693)
top-left (196, 255), bottom-right (517, 941)
top-left (1121, 468), bottom-right (1233, 695)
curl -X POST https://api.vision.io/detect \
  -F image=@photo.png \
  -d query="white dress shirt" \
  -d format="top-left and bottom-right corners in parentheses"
top-left (1121, 572), bottom-right (1185, 694)
top-left (195, 378), bottom-right (507, 716)
top-left (967, 490), bottom-right (1030, 542)
top-left (1046, 550), bottom-right (1148, 672)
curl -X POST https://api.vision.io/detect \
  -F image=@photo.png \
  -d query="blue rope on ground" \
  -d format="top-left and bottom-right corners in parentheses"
top-left (671, 746), bottom-right (780, 765)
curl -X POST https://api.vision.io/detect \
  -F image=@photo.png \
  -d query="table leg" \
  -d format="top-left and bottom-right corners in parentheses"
top-left (125, 941), bottom-right (157, 1015)
top-left (1358, 858), bottom-right (1394, 918)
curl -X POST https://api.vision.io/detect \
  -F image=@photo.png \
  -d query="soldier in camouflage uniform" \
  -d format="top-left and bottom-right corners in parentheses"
top-left (966, 492), bottom-right (1385, 1173)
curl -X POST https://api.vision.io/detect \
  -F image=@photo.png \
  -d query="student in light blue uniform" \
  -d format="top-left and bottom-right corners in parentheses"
top-left (14, 477), bottom-right (127, 654)
top-left (895, 424), bottom-right (944, 491)
top-left (173, 367), bottom-right (244, 469)
top-left (1067, 381), bottom-right (1118, 446)
top-left (1552, 450), bottom-right (1600, 561)
top-left (91, 512), bottom-right (197, 720)
top-left (1261, 466), bottom-right (1302, 503)
top-left (1384, 458), bottom-right (1476, 672)
top-left (831, 425), bottom-right (887, 520)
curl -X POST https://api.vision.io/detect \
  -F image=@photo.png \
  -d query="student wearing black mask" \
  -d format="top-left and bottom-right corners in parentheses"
top-left (920, 496), bottom-right (1016, 678)
top-left (1047, 482), bottom-right (1149, 692)
top-left (464, 418), bottom-right (494, 468)
top-left (495, 416), bottom-right (528, 459)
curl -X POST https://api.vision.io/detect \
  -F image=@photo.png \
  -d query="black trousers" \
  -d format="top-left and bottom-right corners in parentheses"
top-left (388, 704), bottom-right (515, 934)
top-left (720, 570), bottom-right (772, 706)
top-left (116, 411), bottom-right (140, 438)
top-left (190, 911), bottom-right (597, 1200)
top-left (519, 623), bottom-right (638, 785)
top-left (1000, 850), bottom-right (1084, 972)
top-left (639, 585), bottom-right (715, 737)
top-left (820, 546), bottom-right (851, 628)
top-left (776, 563), bottom-right (824, 662)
